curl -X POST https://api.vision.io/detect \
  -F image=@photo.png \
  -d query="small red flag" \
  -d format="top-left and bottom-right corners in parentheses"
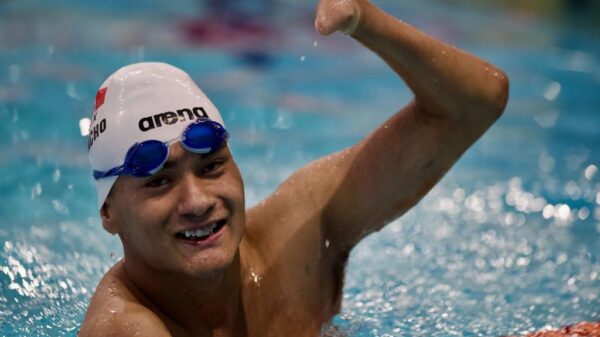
top-left (95, 87), bottom-right (107, 112)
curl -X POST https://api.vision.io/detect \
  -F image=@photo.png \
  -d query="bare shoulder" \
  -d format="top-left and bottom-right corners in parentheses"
top-left (79, 263), bottom-right (173, 337)
top-left (244, 150), bottom-right (354, 275)
top-left (243, 155), bottom-right (349, 320)
top-left (245, 152), bottom-right (342, 248)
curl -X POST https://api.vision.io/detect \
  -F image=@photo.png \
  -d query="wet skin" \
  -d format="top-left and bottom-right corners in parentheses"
top-left (80, 145), bottom-right (345, 336)
top-left (80, 1), bottom-right (599, 333)
top-left (103, 145), bottom-right (246, 282)
top-left (79, 0), bottom-right (512, 336)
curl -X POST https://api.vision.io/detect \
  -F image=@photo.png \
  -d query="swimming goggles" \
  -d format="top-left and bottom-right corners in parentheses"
top-left (93, 118), bottom-right (229, 180)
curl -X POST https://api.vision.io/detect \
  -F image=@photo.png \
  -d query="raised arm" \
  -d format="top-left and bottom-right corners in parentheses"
top-left (314, 0), bottom-right (508, 250)
top-left (250, 0), bottom-right (508, 261)
top-left (316, 0), bottom-right (508, 123)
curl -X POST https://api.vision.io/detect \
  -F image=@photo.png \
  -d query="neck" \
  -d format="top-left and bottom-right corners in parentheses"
top-left (120, 251), bottom-right (244, 333)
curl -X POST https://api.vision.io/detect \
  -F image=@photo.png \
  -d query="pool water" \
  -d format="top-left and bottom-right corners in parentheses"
top-left (1, 0), bottom-right (598, 336)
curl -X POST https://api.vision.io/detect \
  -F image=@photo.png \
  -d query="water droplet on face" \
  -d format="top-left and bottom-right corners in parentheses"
top-left (313, 40), bottom-right (318, 47)
top-left (325, 239), bottom-right (330, 248)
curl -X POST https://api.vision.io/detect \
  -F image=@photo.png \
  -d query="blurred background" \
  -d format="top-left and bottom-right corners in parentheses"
top-left (0, 0), bottom-right (598, 336)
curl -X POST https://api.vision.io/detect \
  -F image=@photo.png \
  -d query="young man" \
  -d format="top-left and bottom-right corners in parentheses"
top-left (80, 0), bottom-right (510, 336)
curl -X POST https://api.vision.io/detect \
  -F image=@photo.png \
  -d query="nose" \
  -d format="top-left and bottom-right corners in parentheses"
top-left (176, 173), bottom-right (216, 220)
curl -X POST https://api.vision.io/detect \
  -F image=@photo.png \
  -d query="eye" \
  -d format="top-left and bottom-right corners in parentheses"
top-left (201, 158), bottom-right (226, 175)
top-left (145, 176), bottom-right (170, 188)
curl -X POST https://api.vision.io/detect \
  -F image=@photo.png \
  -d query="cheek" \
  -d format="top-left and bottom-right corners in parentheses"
top-left (218, 168), bottom-right (245, 212)
top-left (112, 194), bottom-right (170, 232)
top-left (223, 178), bottom-right (244, 205)
top-left (230, 166), bottom-right (245, 205)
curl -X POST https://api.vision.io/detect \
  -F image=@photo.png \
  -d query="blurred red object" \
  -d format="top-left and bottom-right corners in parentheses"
top-left (503, 322), bottom-right (600, 337)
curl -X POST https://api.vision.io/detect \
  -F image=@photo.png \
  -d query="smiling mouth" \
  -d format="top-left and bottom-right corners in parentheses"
top-left (175, 219), bottom-right (227, 242)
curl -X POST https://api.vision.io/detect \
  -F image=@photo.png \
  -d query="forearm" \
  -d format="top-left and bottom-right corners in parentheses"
top-left (351, 1), bottom-right (508, 123)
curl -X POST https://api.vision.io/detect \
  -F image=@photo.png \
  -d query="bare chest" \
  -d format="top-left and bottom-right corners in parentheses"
top-left (239, 249), bottom-right (343, 337)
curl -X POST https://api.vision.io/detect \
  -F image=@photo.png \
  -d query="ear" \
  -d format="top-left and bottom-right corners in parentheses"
top-left (100, 199), bottom-right (118, 235)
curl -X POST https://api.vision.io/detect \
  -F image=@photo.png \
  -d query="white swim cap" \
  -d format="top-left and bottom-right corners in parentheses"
top-left (88, 62), bottom-right (225, 209)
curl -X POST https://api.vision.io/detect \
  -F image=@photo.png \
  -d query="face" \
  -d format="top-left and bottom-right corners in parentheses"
top-left (102, 143), bottom-right (245, 279)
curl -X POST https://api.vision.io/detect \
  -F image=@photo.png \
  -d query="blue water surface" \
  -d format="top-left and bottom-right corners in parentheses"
top-left (0, 0), bottom-right (598, 336)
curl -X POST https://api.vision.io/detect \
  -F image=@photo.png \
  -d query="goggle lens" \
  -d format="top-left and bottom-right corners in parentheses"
top-left (125, 140), bottom-right (168, 176)
top-left (182, 120), bottom-right (227, 154)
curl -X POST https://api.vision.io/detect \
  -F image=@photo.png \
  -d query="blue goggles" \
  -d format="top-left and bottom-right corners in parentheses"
top-left (93, 118), bottom-right (229, 180)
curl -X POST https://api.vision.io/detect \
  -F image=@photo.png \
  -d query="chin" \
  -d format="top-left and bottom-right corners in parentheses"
top-left (181, 250), bottom-right (239, 282)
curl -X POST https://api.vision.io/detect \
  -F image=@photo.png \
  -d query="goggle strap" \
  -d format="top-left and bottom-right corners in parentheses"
top-left (93, 165), bottom-right (126, 180)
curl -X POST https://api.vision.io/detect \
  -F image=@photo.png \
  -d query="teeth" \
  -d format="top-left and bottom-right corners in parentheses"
top-left (181, 222), bottom-right (219, 239)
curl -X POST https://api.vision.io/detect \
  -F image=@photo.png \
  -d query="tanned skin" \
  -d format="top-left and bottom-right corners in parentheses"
top-left (78, 0), bottom-right (515, 336)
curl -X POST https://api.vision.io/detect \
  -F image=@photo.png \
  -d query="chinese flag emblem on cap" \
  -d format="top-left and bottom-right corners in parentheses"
top-left (95, 87), bottom-right (107, 112)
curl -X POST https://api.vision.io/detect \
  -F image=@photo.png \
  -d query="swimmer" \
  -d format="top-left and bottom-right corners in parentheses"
top-left (79, 0), bottom-right (513, 336)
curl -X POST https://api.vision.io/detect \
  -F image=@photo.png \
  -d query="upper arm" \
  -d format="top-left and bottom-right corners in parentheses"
top-left (259, 100), bottom-right (500, 259)
top-left (321, 102), bottom-right (473, 250)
